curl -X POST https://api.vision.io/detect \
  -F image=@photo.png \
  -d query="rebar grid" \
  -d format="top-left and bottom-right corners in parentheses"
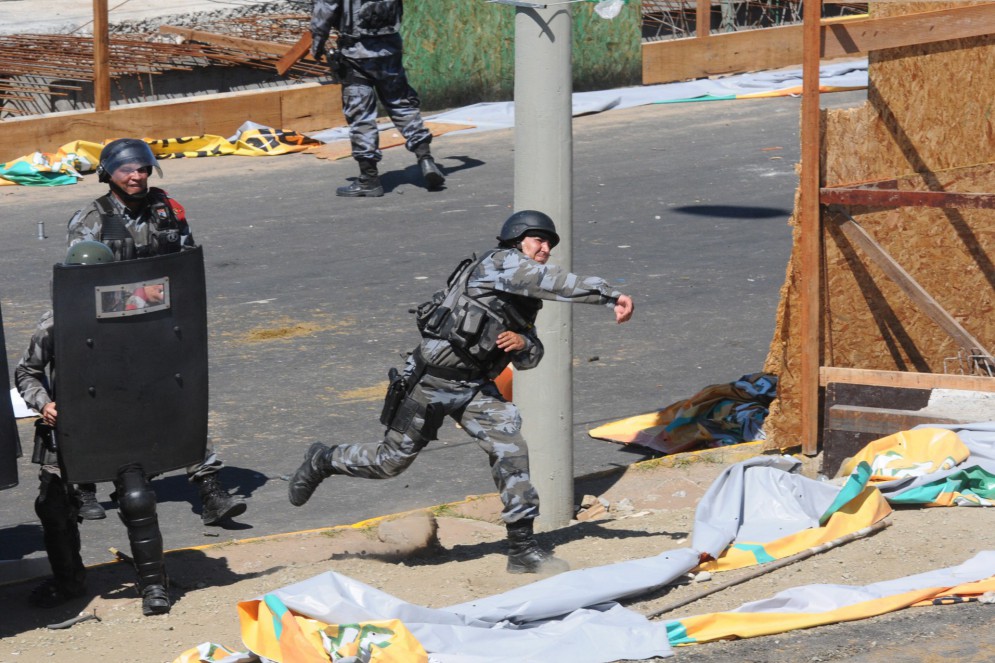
top-left (0, 11), bottom-right (325, 117)
top-left (641, 1), bottom-right (868, 41)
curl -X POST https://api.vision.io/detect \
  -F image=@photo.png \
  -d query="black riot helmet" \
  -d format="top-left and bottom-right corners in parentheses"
top-left (496, 210), bottom-right (560, 249)
top-left (96, 138), bottom-right (162, 183)
top-left (65, 240), bottom-right (115, 265)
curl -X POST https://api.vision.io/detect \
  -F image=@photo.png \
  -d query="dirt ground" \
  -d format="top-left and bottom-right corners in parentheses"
top-left (2, 443), bottom-right (994, 663)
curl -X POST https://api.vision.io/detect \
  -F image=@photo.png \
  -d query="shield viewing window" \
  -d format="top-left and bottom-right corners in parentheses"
top-left (95, 277), bottom-right (171, 318)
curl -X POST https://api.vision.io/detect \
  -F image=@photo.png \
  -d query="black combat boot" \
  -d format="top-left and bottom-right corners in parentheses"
top-left (336, 159), bottom-right (384, 197)
top-left (414, 143), bottom-right (445, 190)
top-left (505, 518), bottom-right (570, 575)
top-left (76, 483), bottom-right (106, 520)
top-left (196, 473), bottom-right (247, 525)
top-left (141, 579), bottom-right (170, 616)
top-left (288, 442), bottom-right (335, 507)
top-left (29, 528), bottom-right (87, 608)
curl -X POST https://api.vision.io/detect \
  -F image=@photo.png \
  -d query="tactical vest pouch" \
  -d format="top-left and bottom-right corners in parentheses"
top-left (414, 290), bottom-right (449, 338)
top-left (413, 255), bottom-right (478, 339)
top-left (444, 298), bottom-right (490, 354)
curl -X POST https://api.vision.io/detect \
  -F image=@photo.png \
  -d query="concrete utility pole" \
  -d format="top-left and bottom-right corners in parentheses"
top-left (513, 4), bottom-right (574, 530)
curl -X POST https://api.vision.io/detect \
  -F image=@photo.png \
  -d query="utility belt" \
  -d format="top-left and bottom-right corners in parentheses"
top-left (378, 348), bottom-right (483, 434)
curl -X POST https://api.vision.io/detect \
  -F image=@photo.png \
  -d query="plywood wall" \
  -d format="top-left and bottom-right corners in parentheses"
top-left (762, 1), bottom-right (995, 450)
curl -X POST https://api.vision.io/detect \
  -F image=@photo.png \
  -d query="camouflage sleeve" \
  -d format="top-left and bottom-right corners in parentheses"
top-left (14, 311), bottom-right (55, 413)
top-left (311, 0), bottom-right (342, 41)
top-left (510, 329), bottom-right (543, 370)
top-left (66, 202), bottom-right (102, 248)
top-left (480, 249), bottom-right (623, 311)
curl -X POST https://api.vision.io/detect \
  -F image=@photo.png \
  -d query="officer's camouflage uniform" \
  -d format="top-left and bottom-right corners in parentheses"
top-left (66, 193), bottom-right (221, 480)
top-left (311, 0), bottom-right (432, 163)
top-left (67, 188), bottom-right (196, 261)
top-left (15, 312), bottom-right (82, 599)
top-left (323, 247), bottom-right (623, 523)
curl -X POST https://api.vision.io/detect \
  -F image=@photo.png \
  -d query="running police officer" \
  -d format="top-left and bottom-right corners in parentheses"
top-left (289, 210), bottom-right (634, 574)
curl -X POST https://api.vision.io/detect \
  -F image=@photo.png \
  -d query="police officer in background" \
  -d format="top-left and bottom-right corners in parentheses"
top-left (66, 138), bottom-right (246, 526)
top-left (289, 210), bottom-right (634, 574)
top-left (310, 0), bottom-right (446, 197)
top-left (16, 241), bottom-right (172, 615)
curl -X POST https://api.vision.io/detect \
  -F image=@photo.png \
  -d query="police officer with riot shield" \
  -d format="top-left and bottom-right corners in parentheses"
top-left (66, 138), bottom-right (246, 526)
top-left (310, 0), bottom-right (446, 197)
top-left (288, 210), bottom-right (635, 575)
top-left (15, 240), bottom-right (210, 615)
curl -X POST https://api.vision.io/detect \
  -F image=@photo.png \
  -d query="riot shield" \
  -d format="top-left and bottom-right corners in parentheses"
top-left (0, 300), bottom-right (21, 490)
top-left (52, 247), bottom-right (208, 483)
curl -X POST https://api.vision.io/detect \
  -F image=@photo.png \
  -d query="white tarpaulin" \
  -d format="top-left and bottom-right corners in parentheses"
top-left (237, 455), bottom-right (884, 662)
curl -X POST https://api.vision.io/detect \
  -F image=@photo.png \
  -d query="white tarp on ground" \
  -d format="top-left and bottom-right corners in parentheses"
top-left (712, 550), bottom-right (995, 616)
top-left (309, 59), bottom-right (869, 142)
top-left (251, 454), bottom-right (873, 662)
top-left (270, 570), bottom-right (682, 662)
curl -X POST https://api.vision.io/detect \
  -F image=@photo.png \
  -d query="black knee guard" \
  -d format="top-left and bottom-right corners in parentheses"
top-left (115, 463), bottom-right (165, 588)
top-left (34, 470), bottom-right (85, 587)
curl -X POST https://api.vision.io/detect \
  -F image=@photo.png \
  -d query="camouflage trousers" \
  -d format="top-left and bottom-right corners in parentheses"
top-left (341, 51), bottom-right (432, 163)
top-left (325, 373), bottom-right (541, 524)
top-left (185, 446), bottom-right (222, 481)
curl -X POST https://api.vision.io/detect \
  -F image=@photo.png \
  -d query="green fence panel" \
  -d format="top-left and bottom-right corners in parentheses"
top-left (402, 1), bottom-right (641, 111)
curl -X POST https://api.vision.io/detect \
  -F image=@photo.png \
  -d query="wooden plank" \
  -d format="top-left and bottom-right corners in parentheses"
top-left (821, 188), bottom-right (995, 209)
top-left (642, 4), bottom-right (995, 85)
top-left (642, 23), bottom-right (805, 85)
top-left (822, 4), bottom-right (995, 59)
top-left (827, 382), bottom-right (932, 412)
top-left (820, 367), bottom-right (995, 392)
top-left (828, 404), bottom-right (965, 436)
top-left (0, 83), bottom-right (342, 161)
top-left (159, 26), bottom-right (296, 57)
top-left (834, 214), bottom-right (995, 363)
top-left (798, 0), bottom-right (823, 456)
top-left (276, 32), bottom-right (313, 76)
top-left (93, 0), bottom-right (110, 111)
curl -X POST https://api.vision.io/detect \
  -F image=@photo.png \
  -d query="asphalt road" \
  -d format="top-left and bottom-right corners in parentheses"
top-left (0, 90), bottom-right (866, 570)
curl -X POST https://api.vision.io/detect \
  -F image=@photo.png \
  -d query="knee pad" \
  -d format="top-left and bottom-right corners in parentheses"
top-left (115, 463), bottom-right (157, 527)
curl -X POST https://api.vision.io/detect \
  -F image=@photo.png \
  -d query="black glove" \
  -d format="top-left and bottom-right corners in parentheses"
top-left (310, 33), bottom-right (327, 60)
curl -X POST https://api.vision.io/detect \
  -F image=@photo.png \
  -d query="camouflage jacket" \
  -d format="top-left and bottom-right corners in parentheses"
top-left (418, 247), bottom-right (624, 378)
top-left (14, 310), bottom-right (55, 415)
top-left (312, 0), bottom-right (404, 58)
top-left (66, 187), bottom-right (194, 261)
